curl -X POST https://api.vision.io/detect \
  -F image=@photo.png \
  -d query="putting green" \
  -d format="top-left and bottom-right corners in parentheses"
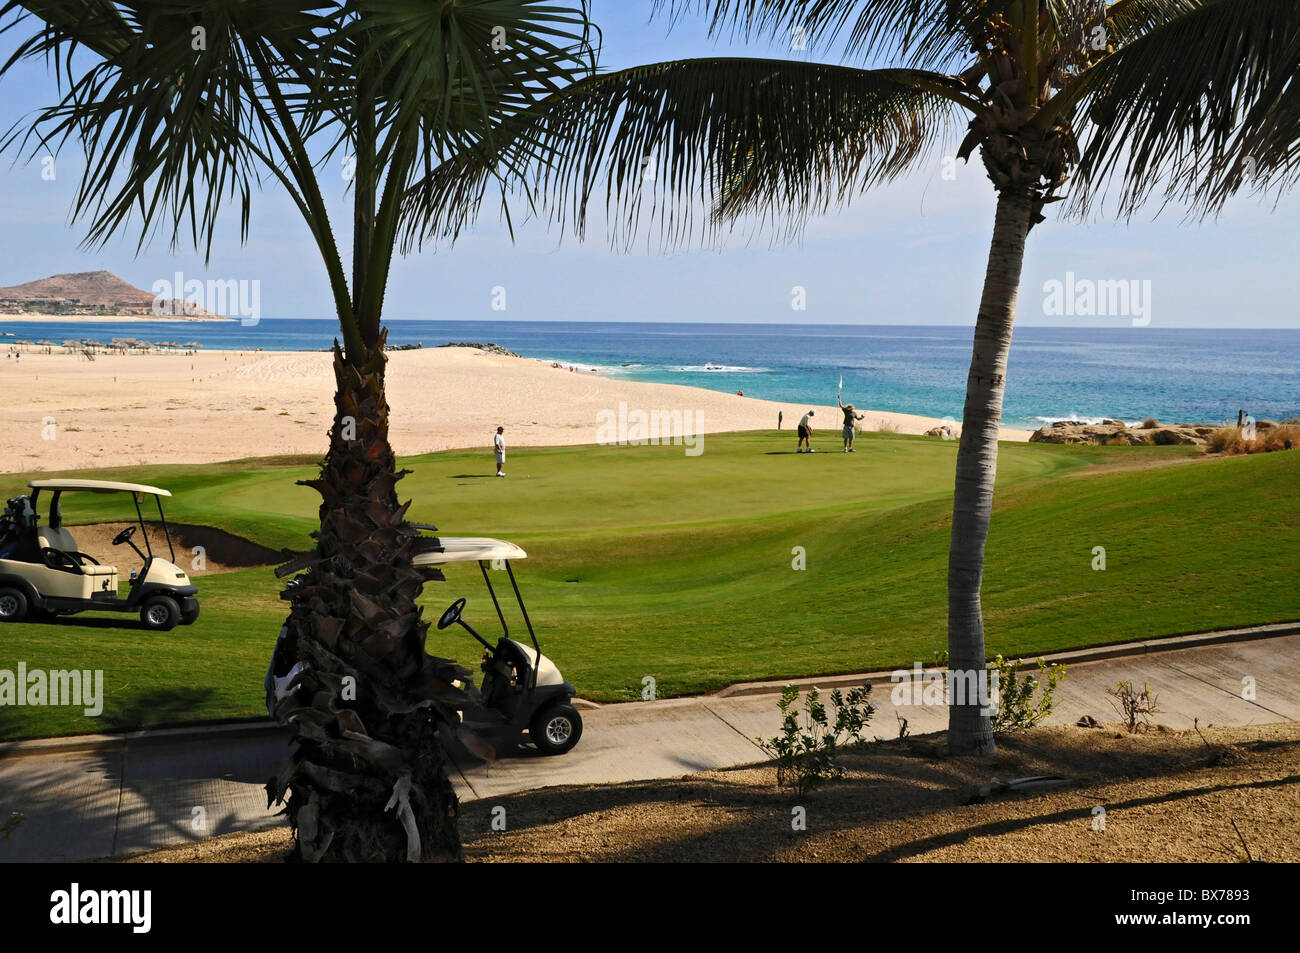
top-left (1, 432), bottom-right (1296, 739)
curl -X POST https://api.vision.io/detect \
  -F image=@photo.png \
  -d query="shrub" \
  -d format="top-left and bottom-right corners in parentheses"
top-left (988, 655), bottom-right (1066, 733)
top-left (757, 683), bottom-right (875, 796)
top-left (1, 812), bottom-right (23, 843)
top-left (1140, 417), bottom-right (1160, 429)
top-left (873, 418), bottom-right (901, 434)
top-left (1207, 425), bottom-right (1247, 454)
top-left (1106, 680), bottom-right (1161, 732)
top-left (1207, 423), bottom-right (1300, 455)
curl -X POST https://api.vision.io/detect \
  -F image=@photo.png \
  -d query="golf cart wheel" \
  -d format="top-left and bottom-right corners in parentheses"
top-left (180, 605), bottom-right (201, 625)
top-left (0, 587), bottom-right (28, 623)
top-left (531, 702), bottom-right (583, 756)
top-left (140, 595), bottom-right (181, 631)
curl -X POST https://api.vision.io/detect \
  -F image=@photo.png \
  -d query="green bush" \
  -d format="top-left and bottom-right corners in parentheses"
top-left (988, 655), bottom-right (1066, 733)
top-left (757, 683), bottom-right (875, 796)
top-left (1, 812), bottom-right (24, 843)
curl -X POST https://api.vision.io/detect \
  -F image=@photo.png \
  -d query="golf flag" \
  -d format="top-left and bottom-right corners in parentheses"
top-left (838, 375), bottom-right (843, 393)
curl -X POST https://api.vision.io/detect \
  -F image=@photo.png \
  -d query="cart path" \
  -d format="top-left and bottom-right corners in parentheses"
top-left (2, 631), bottom-right (1298, 862)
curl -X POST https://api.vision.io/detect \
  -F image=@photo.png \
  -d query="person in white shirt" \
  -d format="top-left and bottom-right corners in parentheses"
top-left (494, 426), bottom-right (506, 477)
top-left (797, 410), bottom-right (815, 453)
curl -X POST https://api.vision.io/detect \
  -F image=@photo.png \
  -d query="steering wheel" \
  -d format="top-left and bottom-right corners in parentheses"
top-left (112, 526), bottom-right (137, 546)
top-left (41, 548), bottom-right (80, 572)
top-left (437, 597), bottom-right (466, 631)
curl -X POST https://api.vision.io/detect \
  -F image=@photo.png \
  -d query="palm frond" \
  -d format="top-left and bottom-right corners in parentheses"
top-left (0, 0), bottom-right (332, 259)
top-left (1058, 0), bottom-right (1300, 218)
top-left (405, 57), bottom-right (969, 252)
top-left (655, 0), bottom-right (1017, 73)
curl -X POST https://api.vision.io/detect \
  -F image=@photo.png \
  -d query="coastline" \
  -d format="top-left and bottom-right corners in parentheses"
top-left (0, 345), bottom-right (1030, 472)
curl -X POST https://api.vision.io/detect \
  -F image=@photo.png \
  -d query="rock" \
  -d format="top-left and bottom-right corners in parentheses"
top-left (925, 425), bottom-right (957, 439)
top-left (437, 341), bottom-right (522, 358)
top-left (1077, 715), bottom-right (1104, 728)
top-left (1030, 418), bottom-right (1213, 447)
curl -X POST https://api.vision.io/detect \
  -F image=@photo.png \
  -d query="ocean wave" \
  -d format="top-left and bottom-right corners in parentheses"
top-left (675, 364), bottom-right (769, 373)
top-left (536, 357), bottom-right (607, 374)
top-left (1032, 414), bottom-right (1142, 427)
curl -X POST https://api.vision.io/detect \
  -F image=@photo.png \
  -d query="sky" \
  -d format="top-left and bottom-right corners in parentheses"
top-left (0, 1), bottom-right (1296, 329)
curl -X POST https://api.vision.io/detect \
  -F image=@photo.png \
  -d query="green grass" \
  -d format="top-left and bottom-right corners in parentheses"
top-left (2, 432), bottom-right (1296, 740)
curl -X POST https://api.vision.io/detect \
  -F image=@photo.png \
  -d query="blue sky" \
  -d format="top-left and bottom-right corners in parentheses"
top-left (0, 1), bottom-right (1296, 328)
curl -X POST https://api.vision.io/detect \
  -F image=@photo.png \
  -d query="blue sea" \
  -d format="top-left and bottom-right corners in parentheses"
top-left (2, 319), bottom-right (1297, 430)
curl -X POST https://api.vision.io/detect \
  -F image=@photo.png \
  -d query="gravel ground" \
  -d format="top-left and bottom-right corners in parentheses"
top-left (123, 722), bottom-right (1299, 863)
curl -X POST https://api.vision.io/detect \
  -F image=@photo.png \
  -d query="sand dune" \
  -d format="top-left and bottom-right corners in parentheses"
top-left (0, 346), bottom-right (1029, 472)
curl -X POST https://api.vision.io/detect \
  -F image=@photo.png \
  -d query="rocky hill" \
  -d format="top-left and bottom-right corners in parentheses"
top-left (0, 269), bottom-right (213, 316)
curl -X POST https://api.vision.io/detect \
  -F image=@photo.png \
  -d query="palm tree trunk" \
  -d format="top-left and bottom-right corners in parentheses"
top-left (270, 334), bottom-right (463, 862)
top-left (946, 189), bottom-right (1034, 757)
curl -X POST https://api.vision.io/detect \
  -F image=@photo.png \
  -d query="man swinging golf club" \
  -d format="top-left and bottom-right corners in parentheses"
top-left (797, 410), bottom-right (815, 453)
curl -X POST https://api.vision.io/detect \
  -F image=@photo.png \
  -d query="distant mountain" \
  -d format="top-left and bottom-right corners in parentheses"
top-left (0, 269), bottom-right (213, 316)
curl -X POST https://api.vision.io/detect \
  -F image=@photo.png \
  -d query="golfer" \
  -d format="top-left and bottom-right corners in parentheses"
top-left (493, 426), bottom-right (506, 477)
top-left (797, 410), bottom-right (815, 453)
top-left (838, 396), bottom-right (865, 452)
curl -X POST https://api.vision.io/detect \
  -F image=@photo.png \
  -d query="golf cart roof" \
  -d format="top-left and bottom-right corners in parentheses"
top-left (413, 537), bottom-right (526, 566)
top-left (28, 479), bottom-right (172, 497)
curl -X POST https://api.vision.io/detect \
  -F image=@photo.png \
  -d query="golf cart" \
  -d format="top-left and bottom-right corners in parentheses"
top-left (0, 479), bottom-right (199, 630)
top-left (419, 537), bottom-right (582, 756)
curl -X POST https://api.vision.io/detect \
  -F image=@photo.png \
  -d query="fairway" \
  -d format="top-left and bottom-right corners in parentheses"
top-left (1, 431), bottom-right (1296, 740)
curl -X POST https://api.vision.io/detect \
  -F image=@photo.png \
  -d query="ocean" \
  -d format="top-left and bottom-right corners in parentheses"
top-left (2, 319), bottom-right (1296, 430)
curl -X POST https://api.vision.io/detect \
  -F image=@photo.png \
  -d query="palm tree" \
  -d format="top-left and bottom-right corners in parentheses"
top-left (0, 0), bottom-right (595, 860)
top-left (409, 0), bottom-right (1300, 755)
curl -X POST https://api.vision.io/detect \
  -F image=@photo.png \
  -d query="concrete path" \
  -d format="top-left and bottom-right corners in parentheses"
top-left (2, 625), bottom-right (1297, 862)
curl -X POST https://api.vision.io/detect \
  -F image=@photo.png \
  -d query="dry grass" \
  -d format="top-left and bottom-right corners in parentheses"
top-left (872, 418), bottom-right (902, 434)
top-left (122, 722), bottom-right (1300, 864)
top-left (1207, 424), bottom-right (1300, 455)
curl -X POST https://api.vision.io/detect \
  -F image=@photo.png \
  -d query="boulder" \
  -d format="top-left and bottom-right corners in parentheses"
top-left (1150, 428), bottom-right (1198, 446)
top-left (1030, 418), bottom-right (1213, 447)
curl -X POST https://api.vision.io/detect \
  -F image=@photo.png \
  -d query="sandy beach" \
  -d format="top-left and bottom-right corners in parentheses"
top-left (0, 346), bottom-right (1029, 471)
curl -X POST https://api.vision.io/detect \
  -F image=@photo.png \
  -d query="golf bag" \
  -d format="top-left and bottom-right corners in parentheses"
top-left (0, 495), bottom-right (37, 561)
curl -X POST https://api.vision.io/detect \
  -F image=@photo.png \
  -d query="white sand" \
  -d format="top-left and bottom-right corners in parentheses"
top-left (0, 346), bottom-right (1029, 471)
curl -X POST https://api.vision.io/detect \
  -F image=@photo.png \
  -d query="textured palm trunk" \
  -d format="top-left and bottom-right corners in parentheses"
top-left (946, 190), bottom-right (1034, 757)
top-left (269, 333), bottom-right (464, 862)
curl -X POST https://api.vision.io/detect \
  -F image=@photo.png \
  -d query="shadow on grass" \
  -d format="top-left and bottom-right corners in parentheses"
top-left (98, 687), bottom-right (220, 734)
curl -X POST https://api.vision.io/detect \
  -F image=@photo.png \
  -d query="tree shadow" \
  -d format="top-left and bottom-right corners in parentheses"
top-left (98, 688), bottom-right (221, 734)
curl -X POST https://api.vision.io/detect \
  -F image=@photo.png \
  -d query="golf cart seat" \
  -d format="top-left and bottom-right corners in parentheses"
top-left (36, 526), bottom-right (105, 573)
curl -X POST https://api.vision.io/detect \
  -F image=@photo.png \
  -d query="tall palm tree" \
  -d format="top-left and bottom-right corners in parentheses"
top-left (0, 0), bottom-right (595, 860)
top-left (409, 0), bottom-right (1300, 755)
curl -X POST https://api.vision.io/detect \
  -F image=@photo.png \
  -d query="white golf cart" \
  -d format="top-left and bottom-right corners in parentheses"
top-left (419, 537), bottom-right (583, 756)
top-left (0, 479), bottom-right (199, 631)
top-left (264, 536), bottom-right (582, 755)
